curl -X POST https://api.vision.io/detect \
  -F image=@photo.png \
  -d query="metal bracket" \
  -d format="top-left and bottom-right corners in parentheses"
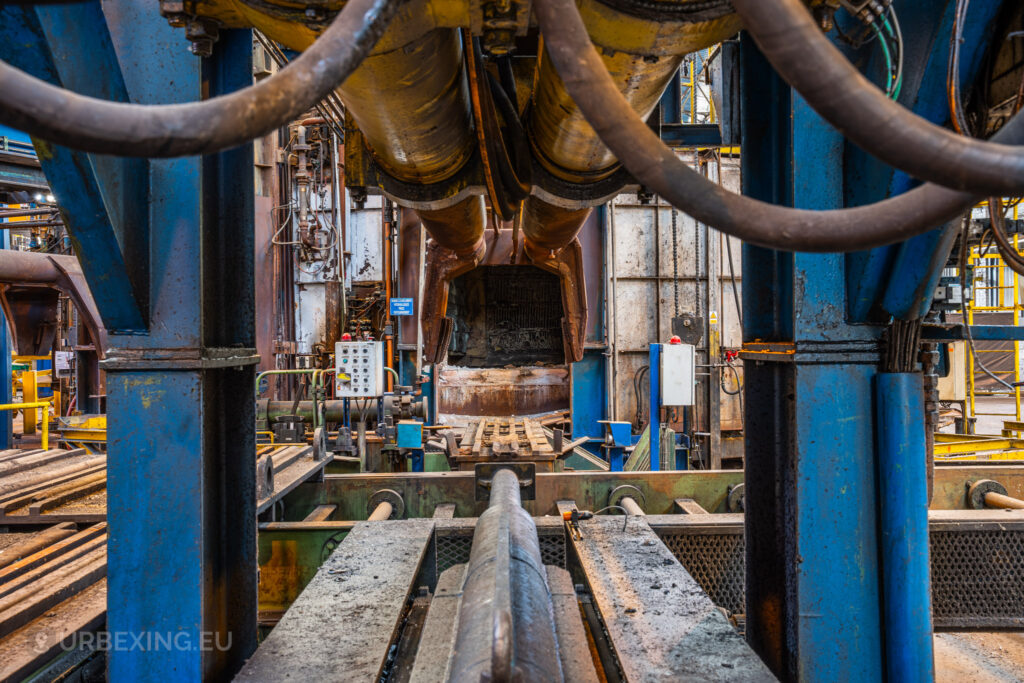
top-left (475, 462), bottom-right (536, 501)
top-left (608, 484), bottom-right (645, 510)
top-left (727, 483), bottom-right (745, 512)
top-left (967, 479), bottom-right (1007, 510)
top-left (367, 488), bottom-right (405, 519)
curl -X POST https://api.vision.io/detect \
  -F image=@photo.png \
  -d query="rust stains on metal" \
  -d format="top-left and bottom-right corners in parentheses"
top-left (436, 366), bottom-right (569, 417)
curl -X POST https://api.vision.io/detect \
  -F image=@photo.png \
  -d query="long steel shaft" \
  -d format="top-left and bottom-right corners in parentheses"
top-left (448, 468), bottom-right (563, 682)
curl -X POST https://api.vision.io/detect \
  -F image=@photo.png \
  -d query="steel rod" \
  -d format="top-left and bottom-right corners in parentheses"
top-left (367, 501), bottom-right (393, 521)
top-left (620, 496), bottom-right (645, 516)
top-left (984, 491), bottom-right (1024, 510)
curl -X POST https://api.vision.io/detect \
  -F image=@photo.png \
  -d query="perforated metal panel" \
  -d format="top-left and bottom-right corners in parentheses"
top-left (659, 532), bottom-right (745, 614)
top-left (657, 521), bottom-right (1024, 629)
top-left (931, 527), bottom-right (1024, 629)
top-left (434, 528), bottom-right (566, 576)
top-left (435, 533), bottom-right (473, 575)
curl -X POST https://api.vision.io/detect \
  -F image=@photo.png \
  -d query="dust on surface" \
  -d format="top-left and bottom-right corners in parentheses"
top-left (936, 632), bottom-right (1024, 682)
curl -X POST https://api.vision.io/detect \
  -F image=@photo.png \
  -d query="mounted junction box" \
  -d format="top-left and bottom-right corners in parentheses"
top-left (335, 340), bottom-right (384, 398)
top-left (661, 342), bottom-right (696, 406)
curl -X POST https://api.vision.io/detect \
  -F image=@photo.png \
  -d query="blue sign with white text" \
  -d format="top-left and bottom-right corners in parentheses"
top-left (390, 298), bottom-right (414, 316)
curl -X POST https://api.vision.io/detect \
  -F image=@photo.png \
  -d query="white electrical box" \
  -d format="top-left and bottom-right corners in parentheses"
top-left (335, 341), bottom-right (385, 397)
top-left (660, 343), bottom-right (696, 406)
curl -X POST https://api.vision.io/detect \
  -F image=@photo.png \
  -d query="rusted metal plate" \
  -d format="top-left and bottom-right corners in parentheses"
top-left (569, 516), bottom-right (775, 682)
top-left (436, 366), bottom-right (569, 417)
top-left (237, 519), bottom-right (434, 682)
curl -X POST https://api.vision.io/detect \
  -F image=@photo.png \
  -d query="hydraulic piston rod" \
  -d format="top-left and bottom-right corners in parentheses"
top-left (449, 468), bottom-right (563, 682)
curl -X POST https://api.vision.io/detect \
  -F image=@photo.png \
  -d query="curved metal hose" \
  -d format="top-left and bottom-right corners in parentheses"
top-left (533, 0), bottom-right (1024, 252)
top-left (0, 0), bottom-right (399, 157)
top-left (731, 0), bottom-right (1024, 196)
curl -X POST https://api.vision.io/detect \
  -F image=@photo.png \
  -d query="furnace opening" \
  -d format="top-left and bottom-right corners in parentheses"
top-left (446, 265), bottom-right (564, 367)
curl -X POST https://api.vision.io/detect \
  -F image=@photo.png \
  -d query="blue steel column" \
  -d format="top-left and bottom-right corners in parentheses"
top-left (648, 342), bottom-right (661, 471)
top-left (740, 35), bottom-right (884, 681)
top-left (875, 373), bottom-right (935, 682)
top-left (100, 20), bottom-right (258, 681)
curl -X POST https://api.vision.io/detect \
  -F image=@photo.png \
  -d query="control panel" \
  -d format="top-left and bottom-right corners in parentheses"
top-left (335, 341), bottom-right (385, 397)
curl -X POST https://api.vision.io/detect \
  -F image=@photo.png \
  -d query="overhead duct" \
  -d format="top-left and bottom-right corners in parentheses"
top-left (520, 0), bottom-right (741, 257)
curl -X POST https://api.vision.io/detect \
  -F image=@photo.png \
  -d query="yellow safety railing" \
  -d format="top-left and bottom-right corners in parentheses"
top-left (0, 401), bottom-right (50, 449)
top-left (966, 200), bottom-right (1023, 424)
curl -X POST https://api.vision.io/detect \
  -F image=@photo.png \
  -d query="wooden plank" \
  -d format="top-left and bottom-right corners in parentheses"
top-left (673, 498), bottom-right (709, 515)
top-left (302, 504), bottom-right (337, 522)
top-left (569, 516), bottom-right (775, 681)
top-left (236, 519), bottom-right (435, 682)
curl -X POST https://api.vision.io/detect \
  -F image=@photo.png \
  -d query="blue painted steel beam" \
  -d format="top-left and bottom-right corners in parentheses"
top-left (741, 32), bottom-right (885, 681)
top-left (0, 2), bottom-right (148, 332)
top-left (846, 0), bottom-right (1003, 322)
top-left (658, 123), bottom-right (723, 148)
top-left (648, 343), bottom-right (660, 471)
top-left (71, 7), bottom-right (257, 679)
top-left (921, 324), bottom-right (1024, 341)
top-left (571, 349), bottom-right (606, 440)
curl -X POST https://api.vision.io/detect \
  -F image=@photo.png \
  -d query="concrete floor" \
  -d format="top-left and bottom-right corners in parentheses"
top-left (936, 632), bottom-right (1024, 682)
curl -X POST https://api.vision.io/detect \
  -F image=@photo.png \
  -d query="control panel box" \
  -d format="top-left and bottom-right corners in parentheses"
top-left (660, 342), bottom-right (696, 406)
top-left (335, 341), bottom-right (385, 397)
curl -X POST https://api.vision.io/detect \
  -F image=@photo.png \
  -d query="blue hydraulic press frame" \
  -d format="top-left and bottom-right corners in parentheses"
top-left (0, 3), bottom-right (259, 678)
top-left (739, 2), bottom-right (1002, 680)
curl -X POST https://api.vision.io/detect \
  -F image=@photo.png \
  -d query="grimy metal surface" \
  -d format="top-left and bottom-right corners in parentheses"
top-left (449, 468), bottom-right (563, 682)
top-left (237, 519), bottom-right (435, 682)
top-left (569, 515), bottom-right (775, 681)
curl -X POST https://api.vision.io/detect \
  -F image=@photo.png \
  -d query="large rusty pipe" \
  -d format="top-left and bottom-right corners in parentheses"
top-left (415, 195), bottom-right (487, 258)
top-left (259, 398), bottom-right (426, 423)
top-left (337, 27), bottom-right (475, 185)
top-left (253, 15), bottom-right (482, 255)
top-left (522, 0), bottom-right (740, 255)
top-left (449, 468), bottom-right (564, 682)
